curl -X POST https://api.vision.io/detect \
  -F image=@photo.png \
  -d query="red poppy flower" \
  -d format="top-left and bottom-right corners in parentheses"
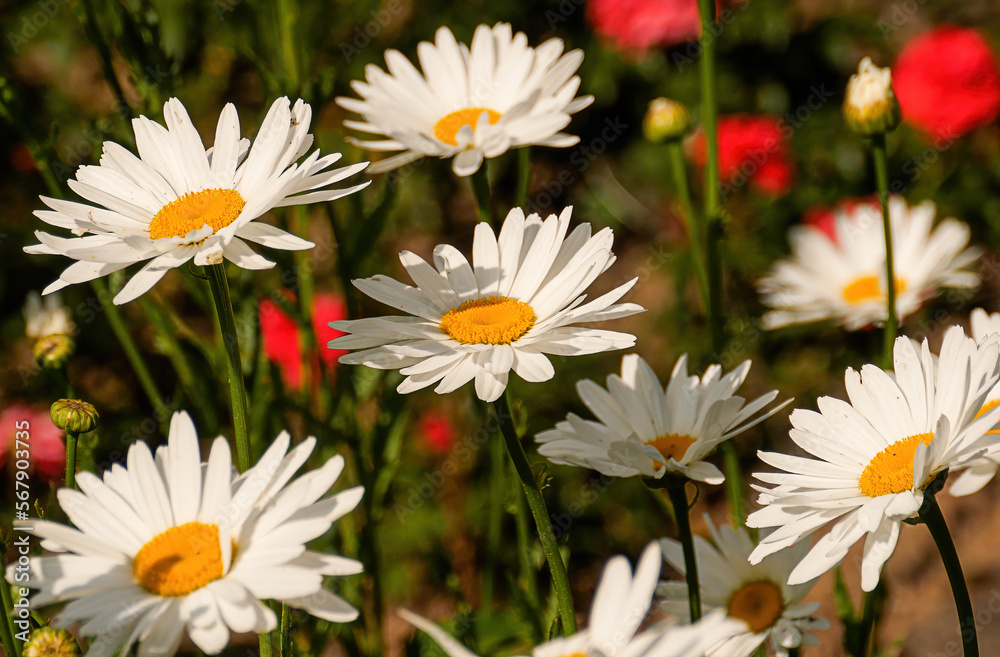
top-left (588, 0), bottom-right (702, 53)
top-left (417, 410), bottom-right (458, 454)
top-left (894, 26), bottom-right (1000, 140)
top-left (259, 291), bottom-right (347, 390)
top-left (690, 115), bottom-right (794, 195)
top-left (0, 403), bottom-right (65, 484)
top-left (802, 197), bottom-right (878, 243)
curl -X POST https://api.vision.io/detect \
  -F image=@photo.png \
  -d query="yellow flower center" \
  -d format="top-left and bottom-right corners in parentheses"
top-left (976, 399), bottom-right (1000, 434)
top-left (132, 522), bottom-right (224, 596)
top-left (727, 580), bottom-right (785, 633)
top-left (433, 108), bottom-right (502, 146)
top-left (858, 432), bottom-right (935, 497)
top-left (439, 296), bottom-right (535, 345)
top-left (646, 433), bottom-right (697, 468)
top-left (148, 188), bottom-right (246, 240)
top-left (842, 275), bottom-right (906, 305)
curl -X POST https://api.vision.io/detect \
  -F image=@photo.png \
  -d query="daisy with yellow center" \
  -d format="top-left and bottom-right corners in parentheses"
top-left (399, 543), bottom-right (742, 657)
top-left (748, 326), bottom-right (1000, 591)
top-left (659, 519), bottom-right (829, 657)
top-left (758, 196), bottom-right (980, 331)
top-left (7, 411), bottom-right (364, 657)
top-left (535, 353), bottom-right (789, 483)
top-left (328, 206), bottom-right (643, 402)
top-left (336, 23), bottom-right (593, 176)
top-left (26, 96), bottom-right (369, 304)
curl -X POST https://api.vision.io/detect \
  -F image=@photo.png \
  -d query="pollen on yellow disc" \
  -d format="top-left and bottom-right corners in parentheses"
top-left (433, 108), bottom-right (502, 146)
top-left (858, 432), bottom-right (934, 497)
top-left (133, 522), bottom-right (224, 596)
top-left (440, 296), bottom-right (535, 345)
top-left (646, 433), bottom-right (697, 469)
top-left (975, 398), bottom-right (1000, 434)
top-left (841, 275), bottom-right (906, 305)
top-left (727, 580), bottom-right (785, 633)
top-left (148, 188), bottom-right (246, 240)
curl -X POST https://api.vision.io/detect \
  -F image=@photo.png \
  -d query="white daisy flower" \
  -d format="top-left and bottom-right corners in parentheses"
top-left (949, 307), bottom-right (1000, 496)
top-left (336, 23), bottom-right (593, 177)
top-left (399, 542), bottom-right (742, 657)
top-left (747, 326), bottom-right (1000, 591)
top-left (534, 353), bottom-right (789, 483)
top-left (758, 196), bottom-right (980, 330)
top-left (328, 206), bottom-right (643, 402)
top-left (25, 97), bottom-right (370, 304)
top-left (659, 517), bottom-right (829, 657)
top-left (24, 291), bottom-right (74, 338)
top-left (8, 411), bottom-right (364, 656)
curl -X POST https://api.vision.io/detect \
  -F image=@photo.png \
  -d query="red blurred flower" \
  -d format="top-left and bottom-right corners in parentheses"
top-left (0, 403), bottom-right (65, 484)
top-left (690, 115), bottom-right (795, 195)
top-left (894, 26), bottom-right (1000, 140)
top-left (588, 0), bottom-right (701, 53)
top-left (802, 197), bottom-right (878, 243)
top-left (417, 410), bottom-right (458, 454)
top-left (259, 291), bottom-right (347, 390)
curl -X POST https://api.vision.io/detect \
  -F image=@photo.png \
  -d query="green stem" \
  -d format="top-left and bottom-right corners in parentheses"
top-left (857, 585), bottom-right (883, 657)
top-left (0, 556), bottom-right (20, 657)
top-left (77, 0), bottom-right (132, 122)
top-left (279, 602), bottom-right (292, 657)
top-left (514, 462), bottom-right (542, 612)
top-left (483, 435), bottom-right (505, 610)
top-left (919, 490), bottom-right (978, 656)
top-left (91, 279), bottom-right (170, 433)
top-left (259, 632), bottom-right (274, 657)
top-left (720, 442), bottom-right (745, 527)
top-left (276, 0), bottom-right (302, 92)
top-left (493, 394), bottom-right (577, 635)
top-left (65, 431), bottom-right (79, 489)
top-left (516, 147), bottom-right (531, 209)
top-left (206, 264), bottom-right (251, 472)
top-left (666, 140), bottom-right (709, 311)
top-left (871, 133), bottom-right (897, 367)
top-left (471, 165), bottom-right (494, 228)
top-left (664, 475), bottom-right (701, 621)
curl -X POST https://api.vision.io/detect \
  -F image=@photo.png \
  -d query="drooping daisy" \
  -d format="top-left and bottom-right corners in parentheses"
top-left (747, 326), bottom-right (1000, 591)
top-left (8, 411), bottom-right (364, 656)
top-left (535, 353), bottom-right (789, 483)
top-left (758, 196), bottom-right (980, 330)
top-left (950, 307), bottom-right (1000, 495)
top-left (659, 517), bottom-right (829, 657)
top-left (24, 291), bottom-right (74, 339)
top-left (25, 97), bottom-right (369, 304)
top-left (399, 543), bottom-right (742, 657)
top-left (336, 23), bottom-right (593, 176)
top-left (328, 206), bottom-right (643, 402)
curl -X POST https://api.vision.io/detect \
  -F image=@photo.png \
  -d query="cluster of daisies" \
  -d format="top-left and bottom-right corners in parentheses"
top-left (15, 17), bottom-right (1000, 657)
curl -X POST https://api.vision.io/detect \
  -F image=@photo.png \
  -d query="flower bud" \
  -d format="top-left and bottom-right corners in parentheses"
top-left (24, 627), bottom-right (79, 657)
top-left (33, 334), bottom-right (75, 369)
top-left (643, 97), bottom-right (692, 143)
top-left (844, 57), bottom-right (901, 136)
top-left (50, 399), bottom-right (99, 434)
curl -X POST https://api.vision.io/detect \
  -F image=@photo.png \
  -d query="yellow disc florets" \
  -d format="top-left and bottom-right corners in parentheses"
top-left (132, 522), bottom-right (224, 596)
top-left (439, 296), bottom-right (535, 345)
top-left (858, 432), bottom-right (935, 497)
top-left (727, 580), bottom-right (785, 633)
top-left (433, 108), bottom-right (502, 146)
top-left (646, 433), bottom-right (697, 469)
top-left (148, 188), bottom-right (246, 240)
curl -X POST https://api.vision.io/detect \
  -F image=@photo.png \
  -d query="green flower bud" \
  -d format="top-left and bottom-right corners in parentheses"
top-left (643, 97), bottom-right (692, 143)
top-left (844, 57), bottom-right (900, 136)
top-left (50, 399), bottom-right (99, 434)
top-left (24, 627), bottom-right (80, 657)
top-left (33, 334), bottom-right (75, 369)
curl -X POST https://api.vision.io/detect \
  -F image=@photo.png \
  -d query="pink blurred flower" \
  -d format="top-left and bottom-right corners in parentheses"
top-left (417, 410), bottom-right (458, 454)
top-left (588, 0), bottom-right (702, 53)
top-left (894, 26), bottom-right (1000, 140)
top-left (259, 291), bottom-right (347, 390)
top-left (0, 403), bottom-right (65, 484)
top-left (690, 115), bottom-right (795, 195)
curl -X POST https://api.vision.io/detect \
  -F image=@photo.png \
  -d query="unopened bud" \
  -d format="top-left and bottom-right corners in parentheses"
top-left (844, 57), bottom-right (900, 136)
top-left (50, 399), bottom-right (99, 434)
top-left (24, 627), bottom-right (80, 657)
top-left (643, 97), bottom-right (692, 143)
top-left (33, 334), bottom-right (75, 369)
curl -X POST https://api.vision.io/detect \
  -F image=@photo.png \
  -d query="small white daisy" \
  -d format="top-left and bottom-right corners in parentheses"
top-left (26, 97), bottom-right (369, 304)
top-left (8, 411), bottom-right (364, 656)
top-left (328, 206), bottom-right (643, 402)
top-left (950, 307), bottom-right (1000, 496)
top-left (534, 353), bottom-right (789, 483)
top-left (399, 543), bottom-right (742, 657)
top-left (336, 23), bottom-right (593, 176)
top-left (758, 196), bottom-right (980, 330)
top-left (24, 291), bottom-right (74, 339)
top-left (747, 326), bottom-right (1000, 591)
top-left (659, 517), bottom-right (829, 657)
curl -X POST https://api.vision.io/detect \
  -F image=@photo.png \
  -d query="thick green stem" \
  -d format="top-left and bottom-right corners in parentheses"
top-left (919, 491), bottom-right (978, 656)
top-left (259, 632), bottom-right (274, 657)
top-left (65, 431), bottom-right (79, 489)
top-left (720, 442), bottom-right (745, 526)
top-left (279, 602), bottom-right (292, 657)
top-left (471, 165), bottom-right (494, 228)
top-left (493, 394), bottom-right (577, 634)
top-left (0, 558), bottom-right (20, 657)
top-left (666, 140), bottom-right (709, 311)
top-left (91, 279), bottom-right (170, 433)
top-left (664, 475), bottom-right (701, 621)
top-left (871, 133), bottom-right (897, 367)
top-left (483, 435), bottom-right (505, 609)
top-left (516, 147), bottom-right (531, 209)
top-left (206, 264), bottom-right (251, 473)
